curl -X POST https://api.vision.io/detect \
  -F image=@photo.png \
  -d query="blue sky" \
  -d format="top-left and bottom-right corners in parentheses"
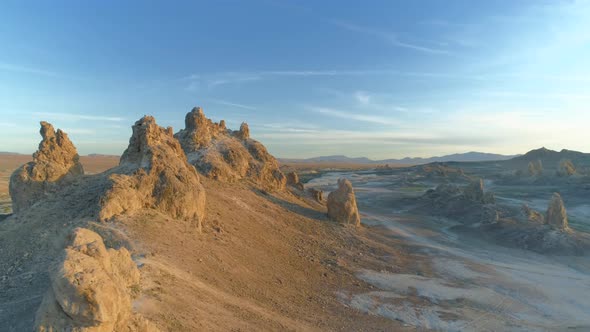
top-left (1, 0), bottom-right (589, 159)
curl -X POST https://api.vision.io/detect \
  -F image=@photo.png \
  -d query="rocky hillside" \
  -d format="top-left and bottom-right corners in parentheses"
top-left (0, 109), bottom-right (417, 332)
top-left (175, 107), bottom-right (286, 190)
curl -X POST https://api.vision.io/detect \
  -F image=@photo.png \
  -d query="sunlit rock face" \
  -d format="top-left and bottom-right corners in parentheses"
top-left (10, 122), bottom-right (84, 213)
top-left (99, 116), bottom-right (206, 230)
top-left (327, 178), bottom-right (361, 227)
top-left (35, 227), bottom-right (158, 332)
top-left (175, 106), bottom-right (286, 191)
top-left (546, 193), bottom-right (569, 231)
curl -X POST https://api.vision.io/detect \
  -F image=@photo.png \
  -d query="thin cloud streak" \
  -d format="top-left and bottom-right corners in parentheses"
top-left (0, 61), bottom-right (59, 77)
top-left (308, 106), bottom-right (398, 125)
top-left (330, 20), bottom-right (453, 55)
top-left (207, 99), bottom-right (257, 110)
top-left (32, 112), bottom-right (125, 122)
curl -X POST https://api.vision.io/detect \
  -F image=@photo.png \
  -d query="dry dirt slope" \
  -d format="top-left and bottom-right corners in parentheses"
top-left (0, 155), bottom-right (422, 331)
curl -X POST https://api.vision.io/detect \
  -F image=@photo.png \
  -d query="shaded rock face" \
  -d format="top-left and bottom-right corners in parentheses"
top-left (9, 122), bottom-right (84, 213)
top-left (286, 171), bottom-right (304, 190)
top-left (308, 188), bottom-right (324, 203)
top-left (546, 193), bottom-right (569, 230)
top-left (175, 107), bottom-right (286, 190)
top-left (327, 178), bottom-right (360, 226)
top-left (463, 179), bottom-right (495, 204)
top-left (100, 116), bottom-right (206, 230)
top-left (35, 228), bottom-right (157, 332)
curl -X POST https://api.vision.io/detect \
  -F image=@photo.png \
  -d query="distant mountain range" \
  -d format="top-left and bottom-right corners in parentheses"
top-left (280, 151), bottom-right (519, 165)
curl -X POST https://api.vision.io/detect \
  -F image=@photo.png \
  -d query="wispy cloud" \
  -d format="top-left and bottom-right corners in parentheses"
top-left (32, 112), bottom-right (125, 122)
top-left (208, 75), bottom-right (261, 88)
top-left (206, 98), bottom-right (257, 110)
top-left (354, 91), bottom-right (371, 105)
top-left (308, 106), bottom-right (398, 125)
top-left (330, 20), bottom-right (453, 55)
top-left (0, 61), bottom-right (59, 77)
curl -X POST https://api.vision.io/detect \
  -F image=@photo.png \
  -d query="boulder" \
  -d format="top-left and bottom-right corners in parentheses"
top-left (9, 122), bottom-right (84, 212)
top-left (327, 178), bottom-right (361, 226)
top-left (175, 106), bottom-right (286, 190)
top-left (99, 116), bottom-right (206, 230)
top-left (286, 171), bottom-right (304, 190)
top-left (308, 188), bottom-right (324, 203)
top-left (546, 193), bottom-right (569, 230)
top-left (35, 228), bottom-right (157, 332)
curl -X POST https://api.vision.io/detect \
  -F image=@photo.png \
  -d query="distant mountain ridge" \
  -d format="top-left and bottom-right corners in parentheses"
top-left (504, 147), bottom-right (590, 170)
top-left (280, 151), bottom-right (518, 165)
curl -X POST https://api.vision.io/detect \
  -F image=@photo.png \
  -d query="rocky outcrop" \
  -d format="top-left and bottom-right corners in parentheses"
top-left (546, 193), bottom-right (569, 230)
top-left (527, 160), bottom-right (543, 176)
top-left (420, 179), bottom-right (498, 225)
top-left (9, 122), bottom-right (84, 213)
top-left (522, 204), bottom-right (545, 223)
top-left (557, 159), bottom-right (576, 176)
top-left (418, 163), bottom-right (466, 180)
top-left (99, 116), bottom-right (206, 230)
top-left (308, 188), bottom-right (324, 203)
top-left (35, 228), bottom-right (157, 332)
top-left (286, 172), bottom-right (304, 190)
top-left (175, 107), bottom-right (286, 190)
top-left (463, 179), bottom-right (495, 204)
top-left (327, 178), bottom-right (360, 226)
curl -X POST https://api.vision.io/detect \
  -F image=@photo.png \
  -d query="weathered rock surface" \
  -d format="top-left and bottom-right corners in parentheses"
top-left (175, 107), bottom-right (286, 190)
top-left (546, 193), bottom-right (569, 230)
top-left (527, 160), bottom-right (543, 176)
top-left (99, 116), bottom-right (206, 230)
top-left (308, 188), bottom-right (324, 203)
top-left (35, 228), bottom-right (157, 332)
top-left (557, 159), bottom-right (576, 176)
top-left (522, 204), bottom-right (545, 223)
top-left (420, 179), bottom-right (498, 225)
top-left (286, 171), bottom-right (304, 190)
top-left (327, 178), bottom-right (360, 226)
top-left (9, 122), bottom-right (84, 213)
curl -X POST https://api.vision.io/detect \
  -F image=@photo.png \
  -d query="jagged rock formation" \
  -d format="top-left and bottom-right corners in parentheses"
top-left (522, 204), bottom-right (545, 223)
top-left (527, 160), bottom-right (543, 176)
top-left (546, 193), bottom-right (569, 230)
top-left (174, 107), bottom-right (286, 190)
top-left (420, 179), bottom-right (498, 225)
top-left (308, 188), bottom-right (324, 203)
top-left (327, 178), bottom-right (360, 226)
top-left (557, 159), bottom-right (576, 176)
top-left (286, 172), bottom-right (304, 190)
top-left (99, 116), bottom-right (206, 230)
top-left (9, 122), bottom-right (84, 213)
top-left (35, 228), bottom-right (157, 332)
top-left (417, 163), bottom-right (466, 180)
top-left (236, 122), bottom-right (250, 140)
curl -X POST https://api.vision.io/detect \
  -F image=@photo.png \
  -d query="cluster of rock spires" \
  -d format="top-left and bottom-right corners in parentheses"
top-left (7, 106), bottom-right (301, 331)
top-left (9, 122), bottom-right (84, 213)
top-left (421, 178), bottom-right (498, 225)
top-left (35, 228), bottom-right (157, 331)
top-left (174, 107), bottom-right (286, 190)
